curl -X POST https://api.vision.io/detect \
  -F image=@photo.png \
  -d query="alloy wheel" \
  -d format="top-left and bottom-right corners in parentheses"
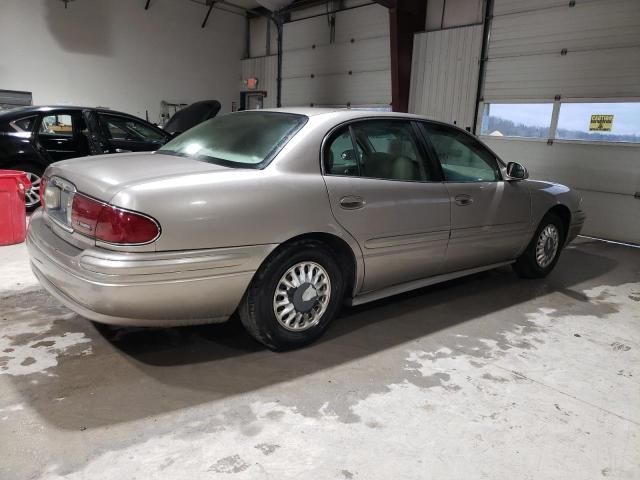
top-left (273, 261), bottom-right (331, 332)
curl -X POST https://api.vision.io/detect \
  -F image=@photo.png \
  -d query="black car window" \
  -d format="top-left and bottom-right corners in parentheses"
top-left (351, 120), bottom-right (431, 182)
top-left (9, 116), bottom-right (36, 133)
top-left (99, 114), bottom-right (167, 142)
top-left (39, 114), bottom-right (74, 137)
top-left (423, 123), bottom-right (501, 182)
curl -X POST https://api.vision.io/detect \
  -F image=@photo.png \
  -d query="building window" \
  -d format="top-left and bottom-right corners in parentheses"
top-left (556, 102), bottom-right (640, 144)
top-left (480, 103), bottom-right (554, 139)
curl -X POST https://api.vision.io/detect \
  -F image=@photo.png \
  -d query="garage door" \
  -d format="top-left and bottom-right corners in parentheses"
top-left (479, 0), bottom-right (640, 244)
top-left (281, 3), bottom-right (391, 108)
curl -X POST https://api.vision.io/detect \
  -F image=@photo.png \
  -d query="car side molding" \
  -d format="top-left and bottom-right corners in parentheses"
top-left (346, 260), bottom-right (515, 306)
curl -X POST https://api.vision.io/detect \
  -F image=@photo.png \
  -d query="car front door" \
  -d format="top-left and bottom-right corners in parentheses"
top-left (420, 122), bottom-right (531, 271)
top-left (97, 112), bottom-right (170, 153)
top-left (35, 110), bottom-right (86, 161)
top-left (322, 119), bottom-right (451, 294)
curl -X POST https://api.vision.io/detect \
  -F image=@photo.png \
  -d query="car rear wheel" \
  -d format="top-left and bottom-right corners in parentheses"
top-left (238, 239), bottom-right (345, 351)
top-left (513, 212), bottom-right (565, 278)
top-left (10, 163), bottom-right (43, 211)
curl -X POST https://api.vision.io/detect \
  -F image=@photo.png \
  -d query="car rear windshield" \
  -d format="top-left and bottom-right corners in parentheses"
top-left (158, 111), bottom-right (308, 168)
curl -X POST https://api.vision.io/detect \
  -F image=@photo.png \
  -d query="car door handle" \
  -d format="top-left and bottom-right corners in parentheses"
top-left (339, 196), bottom-right (365, 210)
top-left (454, 194), bottom-right (474, 206)
top-left (115, 148), bottom-right (132, 153)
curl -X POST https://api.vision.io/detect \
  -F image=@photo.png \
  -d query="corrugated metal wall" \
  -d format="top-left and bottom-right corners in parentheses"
top-left (408, 25), bottom-right (483, 130)
top-left (240, 55), bottom-right (278, 109)
top-left (484, 0), bottom-right (640, 100)
top-left (281, 4), bottom-right (391, 107)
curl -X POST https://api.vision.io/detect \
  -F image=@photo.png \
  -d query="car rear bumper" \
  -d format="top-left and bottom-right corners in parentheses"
top-left (567, 209), bottom-right (586, 244)
top-left (27, 210), bottom-right (276, 326)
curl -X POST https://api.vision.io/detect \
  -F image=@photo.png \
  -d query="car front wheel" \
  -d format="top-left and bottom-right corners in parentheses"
top-left (238, 240), bottom-right (345, 351)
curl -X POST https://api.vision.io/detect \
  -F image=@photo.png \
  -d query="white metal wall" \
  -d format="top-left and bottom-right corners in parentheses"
top-left (409, 25), bottom-right (483, 131)
top-left (482, 0), bottom-right (640, 243)
top-left (241, 56), bottom-right (278, 108)
top-left (281, 4), bottom-right (391, 107)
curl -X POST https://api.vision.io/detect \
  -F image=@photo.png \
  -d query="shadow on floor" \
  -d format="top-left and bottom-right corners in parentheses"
top-left (4, 240), bottom-right (636, 429)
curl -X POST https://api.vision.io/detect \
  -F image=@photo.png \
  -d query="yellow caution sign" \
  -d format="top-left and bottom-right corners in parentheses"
top-left (589, 114), bottom-right (614, 132)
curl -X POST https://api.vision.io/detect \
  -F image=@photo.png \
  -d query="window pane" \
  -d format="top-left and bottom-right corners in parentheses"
top-left (480, 103), bottom-right (553, 139)
top-left (40, 114), bottom-right (73, 136)
top-left (9, 116), bottom-right (36, 133)
top-left (159, 112), bottom-right (307, 167)
top-left (351, 120), bottom-right (430, 182)
top-left (557, 102), bottom-right (640, 143)
top-left (100, 115), bottom-right (166, 142)
top-left (325, 127), bottom-right (359, 176)
top-left (425, 124), bottom-right (501, 182)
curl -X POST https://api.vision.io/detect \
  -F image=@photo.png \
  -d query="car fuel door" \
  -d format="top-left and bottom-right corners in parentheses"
top-left (322, 120), bottom-right (451, 294)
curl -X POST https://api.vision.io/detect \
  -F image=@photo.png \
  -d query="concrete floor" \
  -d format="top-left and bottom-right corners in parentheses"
top-left (0, 238), bottom-right (639, 479)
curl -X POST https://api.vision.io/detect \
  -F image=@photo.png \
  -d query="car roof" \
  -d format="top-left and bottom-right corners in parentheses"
top-left (0, 105), bottom-right (133, 119)
top-left (258, 107), bottom-right (429, 121)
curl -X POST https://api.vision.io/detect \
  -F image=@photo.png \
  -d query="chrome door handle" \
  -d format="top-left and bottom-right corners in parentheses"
top-left (454, 194), bottom-right (474, 206)
top-left (339, 196), bottom-right (365, 210)
top-left (115, 148), bottom-right (132, 153)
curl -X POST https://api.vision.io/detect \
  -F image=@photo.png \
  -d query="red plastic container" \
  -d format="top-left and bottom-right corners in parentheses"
top-left (0, 170), bottom-right (32, 246)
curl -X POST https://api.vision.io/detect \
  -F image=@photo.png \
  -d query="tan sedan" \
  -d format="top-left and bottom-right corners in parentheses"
top-left (27, 109), bottom-right (585, 350)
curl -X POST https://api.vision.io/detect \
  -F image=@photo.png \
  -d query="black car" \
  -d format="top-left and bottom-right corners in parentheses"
top-left (0, 106), bottom-right (172, 209)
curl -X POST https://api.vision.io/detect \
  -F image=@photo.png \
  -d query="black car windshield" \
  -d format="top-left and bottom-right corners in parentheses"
top-left (158, 111), bottom-right (307, 168)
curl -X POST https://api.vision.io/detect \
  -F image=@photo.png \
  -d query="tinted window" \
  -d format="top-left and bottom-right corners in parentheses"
top-left (39, 114), bottom-right (73, 137)
top-left (424, 124), bottom-right (501, 182)
top-left (9, 116), bottom-right (36, 133)
top-left (325, 127), bottom-right (360, 176)
top-left (159, 112), bottom-right (307, 168)
top-left (100, 114), bottom-right (167, 142)
top-left (352, 120), bottom-right (431, 182)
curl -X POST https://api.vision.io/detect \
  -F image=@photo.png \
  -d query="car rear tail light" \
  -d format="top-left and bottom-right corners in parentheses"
top-left (71, 194), bottom-right (160, 245)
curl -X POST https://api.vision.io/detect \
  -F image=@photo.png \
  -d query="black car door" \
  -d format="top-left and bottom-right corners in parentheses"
top-left (35, 110), bottom-right (88, 161)
top-left (97, 112), bottom-right (171, 153)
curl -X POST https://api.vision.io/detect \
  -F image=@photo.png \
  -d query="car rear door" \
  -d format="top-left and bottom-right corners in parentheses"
top-left (35, 110), bottom-right (87, 161)
top-left (97, 112), bottom-right (170, 153)
top-left (419, 122), bottom-right (531, 271)
top-left (322, 118), bottom-right (451, 294)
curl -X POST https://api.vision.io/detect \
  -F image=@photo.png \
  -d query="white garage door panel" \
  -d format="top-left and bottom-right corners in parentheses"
top-left (283, 16), bottom-right (330, 51)
top-left (282, 37), bottom-right (390, 78)
top-left (334, 4), bottom-right (390, 43)
top-left (282, 70), bottom-right (391, 106)
top-left (409, 25), bottom-right (483, 130)
top-left (489, 0), bottom-right (640, 58)
top-left (282, 3), bottom-right (390, 107)
top-left (484, 47), bottom-right (640, 100)
top-left (484, 138), bottom-right (640, 243)
top-left (493, 0), bottom-right (574, 15)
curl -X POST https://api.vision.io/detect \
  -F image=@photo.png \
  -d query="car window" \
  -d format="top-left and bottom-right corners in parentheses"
top-left (9, 116), bottom-right (36, 133)
top-left (99, 114), bottom-right (167, 142)
top-left (351, 120), bottom-right (430, 182)
top-left (39, 114), bottom-right (74, 137)
top-left (423, 123), bottom-right (501, 182)
top-left (159, 111), bottom-right (307, 168)
top-left (325, 126), bottom-right (362, 176)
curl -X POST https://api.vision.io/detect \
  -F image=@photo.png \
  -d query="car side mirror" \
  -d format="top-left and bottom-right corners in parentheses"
top-left (506, 162), bottom-right (528, 181)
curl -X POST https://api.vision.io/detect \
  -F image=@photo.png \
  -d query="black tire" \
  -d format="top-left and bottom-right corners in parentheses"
top-left (238, 239), bottom-right (345, 351)
top-left (10, 163), bottom-right (44, 212)
top-left (513, 212), bottom-right (565, 279)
